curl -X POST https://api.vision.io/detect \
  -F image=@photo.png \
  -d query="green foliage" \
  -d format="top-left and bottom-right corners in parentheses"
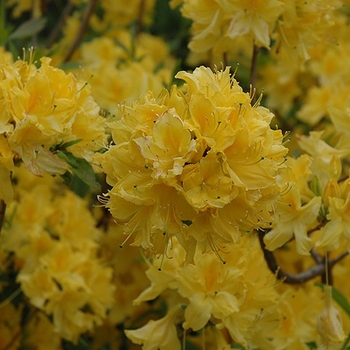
top-left (7, 17), bottom-right (46, 41)
top-left (57, 151), bottom-right (101, 194)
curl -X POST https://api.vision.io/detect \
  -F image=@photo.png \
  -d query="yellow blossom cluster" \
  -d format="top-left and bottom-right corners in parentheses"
top-left (74, 31), bottom-right (176, 116)
top-left (0, 52), bottom-right (106, 205)
top-left (174, 0), bottom-right (339, 66)
top-left (127, 235), bottom-right (279, 348)
top-left (0, 165), bottom-right (115, 344)
top-left (4, 0), bottom-right (350, 349)
top-left (97, 65), bottom-right (288, 260)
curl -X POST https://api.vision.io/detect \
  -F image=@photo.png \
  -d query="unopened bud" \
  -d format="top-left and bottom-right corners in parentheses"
top-left (317, 285), bottom-right (345, 344)
top-left (310, 175), bottom-right (323, 197)
top-left (329, 155), bottom-right (342, 180)
top-left (323, 179), bottom-right (339, 207)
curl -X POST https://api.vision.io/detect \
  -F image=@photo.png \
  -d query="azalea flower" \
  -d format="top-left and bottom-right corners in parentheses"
top-left (131, 235), bottom-right (279, 348)
top-left (316, 178), bottom-right (350, 251)
top-left (98, 66), bottom-right (287, 259)
top-left (263, 156), bottom-right (322, 255)
top-left (125, 305), bottom-right (181, 350)
top-left (1, 167), bottom-right (115, 343)
top-left (0, 54), bottom-right (107, 178)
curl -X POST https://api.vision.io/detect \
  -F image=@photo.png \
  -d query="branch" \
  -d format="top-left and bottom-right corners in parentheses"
top-left (258, 230), bottom-right (349, 284)
top-left (250, 44), bottom-right (259, 104)
top-left (46, 1), bottom-right (74, 49)
top-left (136, 0), bottom-right (146, 35)
top-left (0, 199), bottom-right (6, 234)
top-left (63, 0), bottom-right (98, 63)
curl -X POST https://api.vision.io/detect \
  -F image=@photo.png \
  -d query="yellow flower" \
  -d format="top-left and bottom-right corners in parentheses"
top-left (98, 66), bottom-right (288, 259)
top-left (298, 131), bottom-right (348, 184)
top-left (1, 166), bottom-right (115, 343)
top-left (0, 135), bottom-right (14, 204)
top-left (316, 178), bottom-right (350, 251)
top-left (0, 56), bottom-right (106, 176)
top-left (181, 0), bottom-right (283, 56)
top-left (218, 0), bottom-right (284, 48)
top-left (125, 304), bottom-right (181, 350)
top-left (133, 235), bottom-right (279, 347)
top-left (277, 0), bottom-right (338, 63)
top-left (264, 156), bottom-right (322, 255)
top-left (76, 32), bottom-right (175, 115)
top-left (134, 110), bottom-right (197, 182)
top-left (270, 285), bottom-right (324, 349)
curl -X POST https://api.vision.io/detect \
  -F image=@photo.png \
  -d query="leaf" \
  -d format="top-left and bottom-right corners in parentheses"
top-left (57, 151), bottom-right (100, 192)
top-left (72, 157), bottom-right (101, 192)
top-left (332, 287), bottom-right (350, 317)
top-left (8, 18), bottom-right (47, 40)
top-left (59, 139), bottom-right (83, 151)
top-left (57, 150), bottom-right (78, 168)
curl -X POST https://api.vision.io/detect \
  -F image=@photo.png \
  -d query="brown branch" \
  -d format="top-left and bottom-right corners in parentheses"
top-left (136, 0), bottom-right (146, 35)
top-left (250, 44), bottom-right (259, 104)
top-left (258, 230), bottom-right (349, 284)
top-left (45, 1), bottom-right (74, 49)
top-left (63, 0), bottom-right (98, 63)
top-left (0, 200), bottom-right (6, 234)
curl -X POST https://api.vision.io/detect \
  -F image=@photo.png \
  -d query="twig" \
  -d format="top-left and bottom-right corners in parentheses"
top-left (46, 1), bottom-right (74, 49)
top-left (250, 44), bottom-right (260, 104)
top-left (258, 230), bottom-right (349, 284)
top-left (0, 200), bottom-right (6, 234)
top-left (63, 0), bottom-right (98, 63)
top-left (136, 0), bottom-right (146, 35)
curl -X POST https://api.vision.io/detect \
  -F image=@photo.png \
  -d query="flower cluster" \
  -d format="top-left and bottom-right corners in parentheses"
top-left (175, 0), bottom-right (339, 66)
top-left (75, 31), bottom-right (176, 116)
top-left (3, 0), bottom-right (350, 349)
top-left (0, 52), bottom-right (106, 205)
top-left (127, 235), bottom-right (279, 348)
top-left (0, 165), bottom-right (115, 343)
top-left (97, 66), bottom-right (287, 260)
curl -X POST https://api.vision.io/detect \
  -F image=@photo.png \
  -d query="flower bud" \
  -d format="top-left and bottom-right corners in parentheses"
top-left (323, 178), bottom-right (339, 207)
top-left (317, 285), bottom-right (345, 344)
top-left (310, 175), bottom-right (323, 197)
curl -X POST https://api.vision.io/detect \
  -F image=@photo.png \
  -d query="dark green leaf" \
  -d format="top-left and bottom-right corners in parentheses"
top-left (72, 157), bottom-right (101, 192)
top-left (57, 151), bottom-right (101, 192)
top-left (57, 150), bottom-right (78, 168)
top-left (332, 287), bottom-right (350, 317)
top-left (59, 139), bottom-right (83, 151)
top-left (8, 17), bottom-right (47, 40)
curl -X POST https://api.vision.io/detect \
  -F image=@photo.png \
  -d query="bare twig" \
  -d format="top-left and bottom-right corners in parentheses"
top-left (0, 200), bottom-right (6, 234)
top-left (250, 44), bottom-right (259, 104)
top-left (46, 1), bottom-right (74, 49)
top-left (136, 0), bottom-right (146, 35)
top-left (258, 230), bottom-right (349, 284)
top-left (63, 0), bottom-right (98, 63)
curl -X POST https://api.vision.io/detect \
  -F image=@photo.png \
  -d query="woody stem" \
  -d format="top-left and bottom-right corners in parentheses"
top-left (0, 200), bottom-right (6, 234)
top-left (258, 230), bottom-right (349, 284)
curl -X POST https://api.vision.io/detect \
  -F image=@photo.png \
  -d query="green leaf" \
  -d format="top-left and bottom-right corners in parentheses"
top-left (72, 157), bottom-right (101, 192)
top-left (59, 139), bottom-right (83, 151)
top-left (332, 287), bottom-right (350, 317)
top-left (57, 151), bottom-right (100, 192)
top-left (57, 150), bottom-right (78, 168)
top-left (8, 17), bottom-right (47, 40)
